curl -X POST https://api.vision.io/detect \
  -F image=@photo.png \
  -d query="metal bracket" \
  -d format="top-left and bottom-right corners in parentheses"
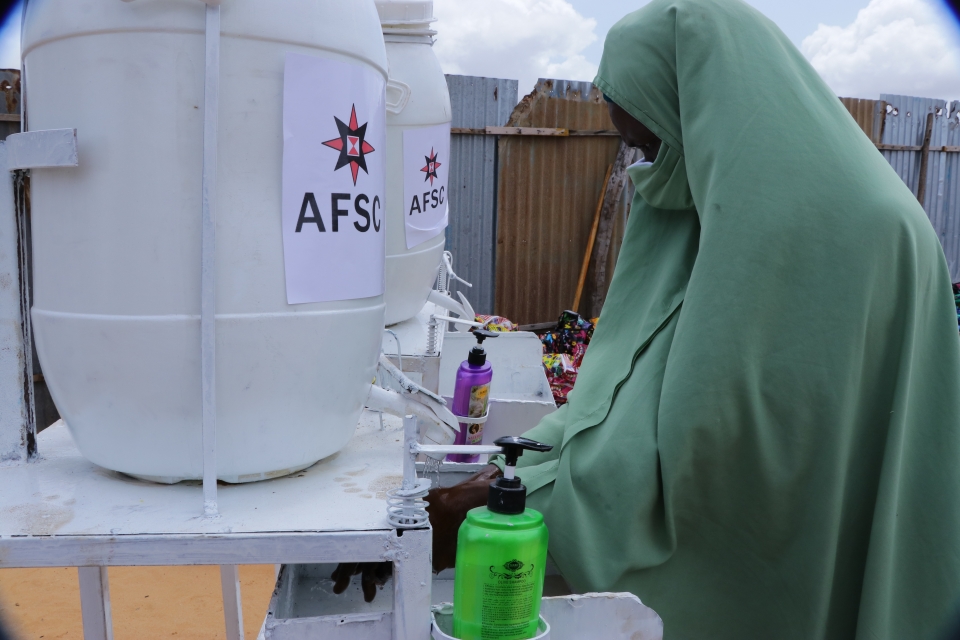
top-left (6, 128), bottom-right (78, 169)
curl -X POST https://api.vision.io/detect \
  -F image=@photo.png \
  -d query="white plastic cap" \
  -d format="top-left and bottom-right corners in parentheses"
top-left (375, 0), bottom-right (434, 26)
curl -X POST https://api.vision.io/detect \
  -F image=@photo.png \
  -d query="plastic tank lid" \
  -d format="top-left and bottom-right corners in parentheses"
top-left (375, 0), bottom-right (435, 26)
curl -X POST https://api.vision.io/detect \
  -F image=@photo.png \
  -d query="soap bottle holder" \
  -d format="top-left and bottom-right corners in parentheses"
top-left (430, 603), bottom-right (551, 640)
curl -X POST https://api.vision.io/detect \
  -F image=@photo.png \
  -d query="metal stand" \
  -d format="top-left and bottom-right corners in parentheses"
top-left (0, 413), bottom-right (434, 640)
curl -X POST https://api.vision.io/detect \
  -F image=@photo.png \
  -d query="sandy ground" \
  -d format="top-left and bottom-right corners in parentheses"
top-left (0, 565), bottom-right (278, 639)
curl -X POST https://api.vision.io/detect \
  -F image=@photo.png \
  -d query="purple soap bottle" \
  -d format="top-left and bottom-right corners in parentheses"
top-left (447, 330), bottom-right (498, 463)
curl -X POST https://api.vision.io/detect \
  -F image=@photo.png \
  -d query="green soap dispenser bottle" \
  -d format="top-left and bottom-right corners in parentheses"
top-left (453, 436), bottom-right (554, 640)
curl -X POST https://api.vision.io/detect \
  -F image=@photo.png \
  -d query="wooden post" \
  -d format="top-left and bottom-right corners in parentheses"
top-left (588, 143), bottom-right (637, 318)
top-left (916, 111), bottom-right (934, 207)
top-left (573, 164), bottom-right (613, 313)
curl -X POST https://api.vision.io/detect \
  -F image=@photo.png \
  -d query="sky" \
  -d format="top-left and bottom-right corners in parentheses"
top-left (1, 0), bottom-right (958, 101)
top-left (431, 0), bottom-right (960, 100)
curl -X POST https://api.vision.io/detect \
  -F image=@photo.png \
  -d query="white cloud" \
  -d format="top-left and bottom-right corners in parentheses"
top-left (801, 0), bottom-right (960, 100)
top-left (433, 0), bottom-right (598, 96)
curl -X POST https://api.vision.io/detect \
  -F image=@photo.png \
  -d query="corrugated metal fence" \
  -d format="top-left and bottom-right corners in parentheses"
top-left (443, 80), bottom-right (960, 322)
top-left (880, 95), bottom-right (960, 280)
top-left (444, 75), bottom-right (517, 314)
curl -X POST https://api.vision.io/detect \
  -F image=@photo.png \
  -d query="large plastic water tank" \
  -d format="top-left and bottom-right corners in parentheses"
top-left (377, 0), bottom-right (452, 326)
top-left (23, 0), bottom-right (388, 483)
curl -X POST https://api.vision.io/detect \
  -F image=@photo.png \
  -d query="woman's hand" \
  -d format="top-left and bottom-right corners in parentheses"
top-left (330, 463), bottom-right (502, 600)
top-left (426, 464), bottom-right (502, 573)
top-left (331, 561), bottom-right (392, 603)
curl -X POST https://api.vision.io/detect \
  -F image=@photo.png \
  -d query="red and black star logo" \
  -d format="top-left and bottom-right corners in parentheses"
top-left (322, 104), bottom-right (375, 185)
top-left (420, 148), bottom-right (441, 185)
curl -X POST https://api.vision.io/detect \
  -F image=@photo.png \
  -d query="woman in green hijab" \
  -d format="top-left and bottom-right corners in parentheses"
top-left (340, 0), bottom-right (960, 635)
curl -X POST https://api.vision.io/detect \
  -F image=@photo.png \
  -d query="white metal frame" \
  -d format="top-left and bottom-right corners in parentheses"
top-left (6, 532), bottom-right (432, 640)
top-left (3, 530), bottom-right (432, 640)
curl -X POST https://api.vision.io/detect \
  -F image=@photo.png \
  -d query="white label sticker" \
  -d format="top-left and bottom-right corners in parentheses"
top-left (402, 123), bottom-right (450, 249)
top-left (282, 54), bottom-right (386, 304)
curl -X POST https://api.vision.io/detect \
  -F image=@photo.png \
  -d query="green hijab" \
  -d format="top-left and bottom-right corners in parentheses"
top-left (511, 0), bottom-right (960, 637)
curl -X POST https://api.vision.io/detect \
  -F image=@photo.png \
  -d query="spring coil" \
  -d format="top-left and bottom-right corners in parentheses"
top-left (386, 486), bottom-right (430, 528)
top-left (436, 256), bottom-right (448, 294)
top-left (425, 317), bottom-right (439, 356)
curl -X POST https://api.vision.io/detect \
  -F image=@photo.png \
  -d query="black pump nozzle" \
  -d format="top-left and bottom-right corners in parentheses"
top-left (472, 328), bottom-right (498, 344)
top-left (467, 329), bottom-right (499, 366)
top-left (488, 436), bottom-right (554, 515)
top-left (493, 436), bottom-right (553, 468)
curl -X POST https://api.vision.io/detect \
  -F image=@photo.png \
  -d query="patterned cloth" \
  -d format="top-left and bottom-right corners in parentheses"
top-left (540, 311), bottom-right (598, 404)
top-left (475, 315), bottom-right (517, 333)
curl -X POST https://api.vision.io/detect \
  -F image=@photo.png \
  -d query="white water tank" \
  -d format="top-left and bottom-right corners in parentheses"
top-left (23, 0), bottom-right (388, 482)
top-left (378, 0), bottom-right (452, 326)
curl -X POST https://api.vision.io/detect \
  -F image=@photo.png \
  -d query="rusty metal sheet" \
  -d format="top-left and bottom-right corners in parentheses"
top-left (495, 79), bottom-right (625, 325)
top-left (840, 97), bottom-right (886, 144)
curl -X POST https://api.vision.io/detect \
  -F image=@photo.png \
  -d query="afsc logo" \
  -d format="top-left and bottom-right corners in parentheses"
top-left (409, 147), bottom-right (445, 215)
top-left (296, 103), bottom-right (381, 234)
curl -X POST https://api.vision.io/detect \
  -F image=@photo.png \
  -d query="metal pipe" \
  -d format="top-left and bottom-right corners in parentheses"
top-left (201, 2), bottom-right (221, 518)
top-left (430, 314), bottom-right (482, 328)
top-left (402, 415), bottom-right (418, 492)
top-left (413, 444), bottom-right (502, 456)
top-left (383, 329), bottom-right (403, 374)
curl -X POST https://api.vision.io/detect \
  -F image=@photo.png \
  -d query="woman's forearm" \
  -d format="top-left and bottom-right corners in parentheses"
top-left (426, 464), bottom-right (502, 572)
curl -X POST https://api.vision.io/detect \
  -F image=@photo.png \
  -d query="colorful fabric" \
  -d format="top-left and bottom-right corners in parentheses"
top-left (540, 311), bottom-right (597, 404)
top-left (541, 353), bottom-right (578, 404)
top-left (475, 315), bottom-right (517, 333)
top-left (504, 1), bottom-right (960, 638)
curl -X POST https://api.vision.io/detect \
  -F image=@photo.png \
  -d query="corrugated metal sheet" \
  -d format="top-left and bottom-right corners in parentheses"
top-left (445, 85), bottom-right (960, 323)
top-left (943, 100), bottom-right (960, 280)
top-left (880, 94), bottom-right (960, 280)
top-left (494, 78), bottom-right (624, 324)
top-left (444, 75), bottom-right (518, 315)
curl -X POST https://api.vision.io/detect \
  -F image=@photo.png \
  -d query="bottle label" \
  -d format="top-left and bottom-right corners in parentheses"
top-left (481, 559), bottom-right (537, 638)
top-left (465, 383), bottom-right (490, 445)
